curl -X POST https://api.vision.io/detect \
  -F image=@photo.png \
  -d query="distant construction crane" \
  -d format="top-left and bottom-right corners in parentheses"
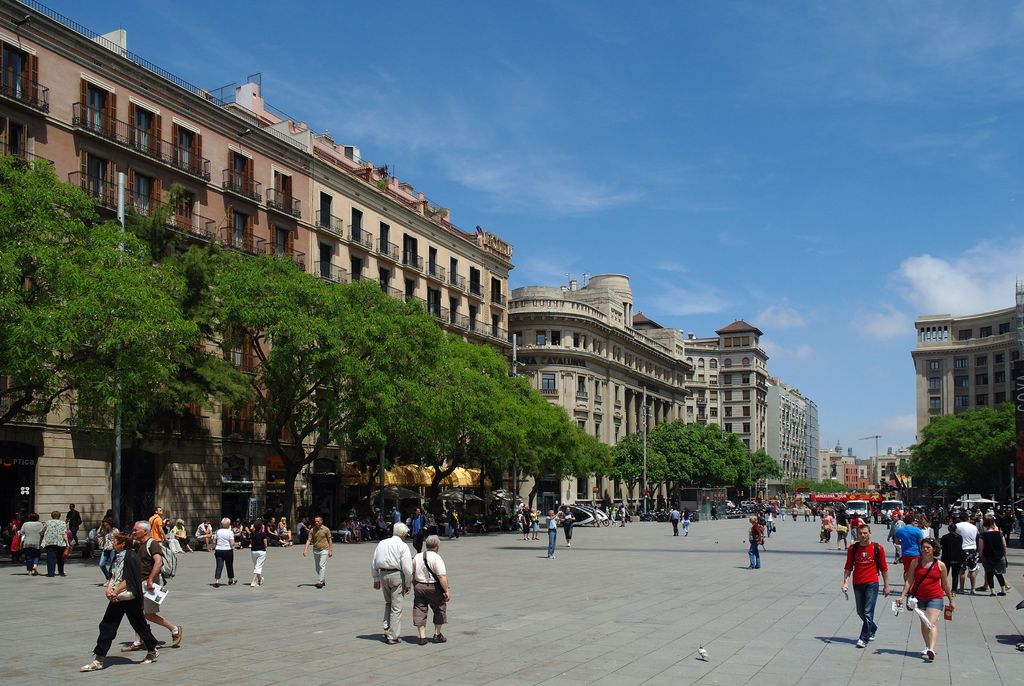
top-left (859, 434), bottom-right (881, 459)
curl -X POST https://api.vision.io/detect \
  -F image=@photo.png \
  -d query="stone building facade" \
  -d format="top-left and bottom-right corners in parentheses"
top-left (508, 275), bottom-right (690, 511)
top-left (0, 0), bottom-right (512, 528)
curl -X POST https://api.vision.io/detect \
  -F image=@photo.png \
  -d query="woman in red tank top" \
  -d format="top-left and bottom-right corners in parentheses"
top-left (899, 538), bottom-right (954, 662)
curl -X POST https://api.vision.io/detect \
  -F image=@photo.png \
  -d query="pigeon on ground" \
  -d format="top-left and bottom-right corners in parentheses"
top-left (697, 646), bottom-right (709, 661)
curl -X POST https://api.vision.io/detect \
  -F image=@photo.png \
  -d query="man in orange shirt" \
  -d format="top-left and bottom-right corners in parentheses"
top-left (148, 506), bottom-right (165, 542)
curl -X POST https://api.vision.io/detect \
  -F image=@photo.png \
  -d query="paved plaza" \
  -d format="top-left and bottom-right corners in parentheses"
top-left (2, 516), bottom-right (1023, 685)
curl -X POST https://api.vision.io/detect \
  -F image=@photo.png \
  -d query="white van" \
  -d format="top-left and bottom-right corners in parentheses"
top-left (845, 500), bottom-right (869, 517)
top-left (881, 500), bottom-right (903, 517)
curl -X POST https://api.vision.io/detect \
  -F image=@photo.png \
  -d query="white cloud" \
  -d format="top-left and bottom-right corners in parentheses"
top-left (896, 238), bottom-right (1024, 315)
top-left (761, 338), bottom-right (813, 362)
top-left (756, 304), bottom-right (806, 330)
top-left (881, 414), bottom-right (917, 434)
top-left (853, 305), bottom-right (913, 342)
top-left (647, 282), bottom-right (731, 317)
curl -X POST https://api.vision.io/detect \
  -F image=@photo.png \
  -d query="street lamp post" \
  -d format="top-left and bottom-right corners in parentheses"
top-left (642, 386), bottom-right (648, 516)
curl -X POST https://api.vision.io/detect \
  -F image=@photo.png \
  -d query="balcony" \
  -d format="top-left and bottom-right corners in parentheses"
top-left (540, 387), bottom-right (559, 397)
top-left (315, 211), bottom-right (346, 240)
top-left (449, 312), bottom-right (469, 330)
top-left (219, 227), bottom-right (266, 256)
top-left (402, 252), bottom-right (423, 271)
top-left (316, 261), bottom-right (349, 284)
top-left (449, 273), bottom-right (467, 291)
top-left (468, 282), bottom-right (485, 300)
top-left (696, 397), bottom-right (707, 405)
top-left (378, 241), bottom-right (399, 261)
top-left (71, 103), bottom-right (211, 180)
top-left (491, 292), bottom-right (507, 307)
top-left (430, 306), bottom-right (451, 324)
top-left (160, 207), bottom-right (217, 242)
top-left (222, 170), bottom-right (262, 203)
top-left (576, 391), bottom-right (588, 400)
top-left (1, 142), bottom-right (51, 166)
top-left (69, 171), bottom-right (116, 209)
top-left (221, 413), bottom-right (256, 440)
top-left (225, 349), bottom-right (259, 374)
top-left (266, 242), bottom-right (306, 271)
top-left (382, 285), bottom-right (405, 302)
top-left (0, 75), bottom-right (49, 112)
top-left (349, 226), bottom-right (374, 250)
top-left (426, 262), bottom-right (447, 282)
top-left (266, 188), bottom-right (301, 219)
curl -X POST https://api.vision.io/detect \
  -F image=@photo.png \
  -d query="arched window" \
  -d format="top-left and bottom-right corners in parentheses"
top-left (697, 358), bottom-right (705, 367)
top-left (709, 359), bottom-right (717, 369)
top-left (742, 357), bottom-right (750, 365)
top-left (723, 358), bottom-right (732, 367)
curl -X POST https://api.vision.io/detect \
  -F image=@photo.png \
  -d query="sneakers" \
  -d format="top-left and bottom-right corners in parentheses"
top-left (171, 626), bottom-right (183, 647)
top-left (121, 643), bottom-right (145, 653)
top-left (856, 640), bottom-right (866, 648)
top-left (433, 633), bottom-right (447, 643)
top-left (924, 649), bottom-right (935, 661)
top-left (142, 650), bottom-right (159, 664)
top-left (869, 633), bottom-right (876, 642)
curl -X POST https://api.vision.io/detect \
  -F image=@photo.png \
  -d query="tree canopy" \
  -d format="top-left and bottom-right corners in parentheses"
top-left (908, 403), bottom-right (1015, 496)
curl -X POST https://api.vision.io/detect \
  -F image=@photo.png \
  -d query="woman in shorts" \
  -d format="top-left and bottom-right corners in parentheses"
top-left (900, 538), bottom-right (954, 662)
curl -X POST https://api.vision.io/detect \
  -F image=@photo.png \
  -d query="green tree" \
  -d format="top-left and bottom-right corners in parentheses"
top-left (0, 156), bottom-right (197, 428)
top-left (908, 404), bottom-right (1015, 495)
top-left (609, 432), bottom-right (667, 496)
top-left (748, 449), bottom-right (783, 484)
top-left (649, 420), bottom-right (749, 489)
top-left (789, 478), bottom-right (848, 493)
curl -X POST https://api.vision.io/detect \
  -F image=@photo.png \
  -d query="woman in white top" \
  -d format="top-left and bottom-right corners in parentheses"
top-left (213, 517), bottom-right (236, 587)
top-left (412, 534), bottom-right (450, 645)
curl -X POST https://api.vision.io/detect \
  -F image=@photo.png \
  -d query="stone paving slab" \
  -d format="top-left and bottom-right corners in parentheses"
top-left (0, 516), bottom-right (1022, 685)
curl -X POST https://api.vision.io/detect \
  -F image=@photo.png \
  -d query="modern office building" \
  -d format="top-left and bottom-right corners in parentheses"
top-left (0, 0), bottom-right (513, 527)
top-left (765, 377), bottom-right (819, 483)
top-left (912, 306), bottom-right (1021, 439)
top-left (508, 275), bottom-right (691, 511)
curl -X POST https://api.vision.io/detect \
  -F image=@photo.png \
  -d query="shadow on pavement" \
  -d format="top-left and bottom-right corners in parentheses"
top-left (814, 636), bottom-right (859, 645)
top-left (994, 633), bottom-right (1023, 645)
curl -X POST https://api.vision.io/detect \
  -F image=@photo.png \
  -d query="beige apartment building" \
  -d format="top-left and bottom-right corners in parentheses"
top-left (508, 275), bottom-right (691, 511)
top-left (0, 0), bottom-right (512, 527)
top-left (672, 322), bottom-right (771, 454)
top-left (912, 307), bottom-right (1021, 439)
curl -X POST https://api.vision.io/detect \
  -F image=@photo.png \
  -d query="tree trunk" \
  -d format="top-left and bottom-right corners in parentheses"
top-left (527, 482), bottom-right (538, 509)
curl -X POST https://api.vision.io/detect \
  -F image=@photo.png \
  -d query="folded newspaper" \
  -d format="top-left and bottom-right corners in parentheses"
top-left (143, 583), bottom-right (169, 605)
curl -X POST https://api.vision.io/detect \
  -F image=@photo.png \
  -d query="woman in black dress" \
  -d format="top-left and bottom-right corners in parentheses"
top-left (81, 533), bottom-right (159, 671)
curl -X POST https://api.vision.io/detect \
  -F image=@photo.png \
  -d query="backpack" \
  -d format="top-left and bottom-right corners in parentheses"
top-left (159, 541), bottom-right (178, 580)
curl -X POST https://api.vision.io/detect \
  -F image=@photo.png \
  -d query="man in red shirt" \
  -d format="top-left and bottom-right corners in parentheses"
top-left (842, 524), bottom-right (891, 648)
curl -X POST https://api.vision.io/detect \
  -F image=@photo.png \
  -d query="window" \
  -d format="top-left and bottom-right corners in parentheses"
top-left (129, 170), bottom-right (155, 214)
top-left (976, 394), bottom-right (988, 406)
top-left (130, 103), bottom-right (158, 154)
top-left (2, 45), bottom-right (36, 103)
top-left (318, 242), bottom-right (333, 280)
top-left (491, 276), bottom-right (503, 304)
top-left (742, 390), bottom-right (751, 401)
top-left (379, 221), bottom-right (391, 253)
top-left (173, 124), bottom-right (197, 173)
top-left (995, 391), bottom-right (1007, 404)
top-left (273, 226), bottom-right (292, 257)
top-left (995, 353), bottom-right (1005, 364)
top-left (449, 297), bottom-right (459, 324)
top-left (350, 255), bottom-right (363, 280)
top-left (513, 331), bottom-right (523, 346)
top-left (536, 331), bottom-right (547, 346)
top-left (742, 357), bottom-right (750, 365)
top-left (427, 287), bottom-right (441, 316)
top-left (449, 256), bottom-right (459, 285)
top-left (724, 423), bottom-right (733, 433)
top-left (742, 406), bottom-right (750, 417)
top-left (958, 328), bottom-right (973, 341)
top-left (468, 304), bottom-right (477, 331)
top-left (709, 359), bottom-right (717, 369)
top-left (743, 422), bottom-right (750, 433)
top-left (469, 267), bottom-right (482, 296)
top-left (928, 377), bottom-right (941, 390)
top-left (929, 397), bottom-right (941, 410)
top-left (976, 373), bottom-right (988, 385)
top-left (541, 373), bottom-right (556, 392)
top-left (724, 391), bottom-right (732, 401)
top-left (741, 375), bottom-right (750, 384)
top-left (83, 82), bottom-right (110, 133)
top-left (954, 395), bottom-right (969, 408)
top-left (577, 376), bottom-right (586, 396)
top-left (352, 208), bottom-right (364, 242)
top-left (927, 360), bottom-right (941, 370)
top-left (551, 330), bottom-right (561, 346)
top-left (725, 407), bottom-right (733, 417)
top-left (995, 371), bottom-right (1006, 383)
top-left (1, 117), bottom-right (26, 157)
top-left (428, 246), bottom-right (438, 277)
top-left (999, 322), bottom-right (1011, 334)
top-left (979, 326), bottom-right (992, 338)
top-left (954, 376), bottom-right (968, 388)
top-left (378, 267), bottom-right (390, 290)
top-left (573, 333), bottom-right (580, 347)
top-left (954, 358), bottom-right (968, 369)
top-left (723, 374), bottom-right (732, 385)
top-left (491, 313), bottom-right (500, 337)
top-left (404, 277), bottom-right (415, 299)
top-left (318, 193), bottom-right (332, 227)
top-left (722, 358), bottom-right (731, 367)
top-left (975, 355), bottom-right (987, 367)
top-left (577, 477), bottom-right (587, 499)
top-left (709, 407), bottom-right (718, 417)
top-left (230, 209), bottom-right (251, 248)
top-left (402, 233), bottom-right (418, 267)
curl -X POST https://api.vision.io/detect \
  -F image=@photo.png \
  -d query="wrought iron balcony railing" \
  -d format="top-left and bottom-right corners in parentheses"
top-left (266, 188), bottom-right (301, 219)
top-left (0, 75), bottom-right (49, 112)
top-left (222, 169), bottom-right (262, 203)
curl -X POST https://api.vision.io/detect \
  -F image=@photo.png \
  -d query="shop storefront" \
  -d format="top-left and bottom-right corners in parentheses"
top-left (221, 453), bottom-right (255, 522)
top-left (0, 441), bottom-right (36, 525)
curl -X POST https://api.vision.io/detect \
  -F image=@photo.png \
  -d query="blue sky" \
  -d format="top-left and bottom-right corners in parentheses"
top-left (47, 1), bottom-right (1024, 456)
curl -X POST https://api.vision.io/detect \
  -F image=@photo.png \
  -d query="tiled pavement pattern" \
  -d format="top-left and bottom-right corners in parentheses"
top-left (2, 515), bottom-right (1022, 685)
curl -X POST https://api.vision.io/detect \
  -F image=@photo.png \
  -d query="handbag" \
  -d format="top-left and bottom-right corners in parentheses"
top-left (9, 533), bottom-right (21, 553)
top-left (907, 560), bottom-right (937, 606)
top-left (837, 525), bottom-right (849, 535)
top-left (116, 590), bottom-right (136, 602)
